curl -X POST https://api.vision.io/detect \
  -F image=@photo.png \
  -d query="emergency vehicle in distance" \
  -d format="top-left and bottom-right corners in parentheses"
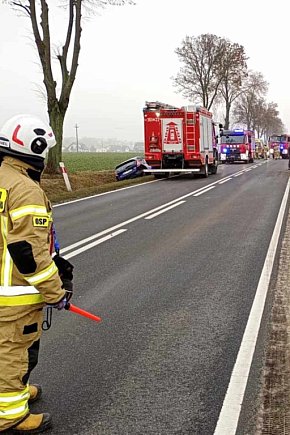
top-left (268, 134), bottom-right (290, 159)
top-left (142, 101), bottom-right (219, 178)
top-left (219, 129), bottom-right (255, 164)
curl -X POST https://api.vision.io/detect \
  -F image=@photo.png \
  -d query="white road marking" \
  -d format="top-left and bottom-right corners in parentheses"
top-left (218, 178), bottom-right (232, 184)
top-left (145, 201), bottom-right (186, 220)
top-left (60, 178), bottom-right (230, 254)
top-left (59, 165), bottom-right (260, 255)
top-left (193, 186), bottom-right (216, 196)
top-left (214, 177), bottom-right (290, 435)
top-left (54, 163), bottom-right (260, 208)
top-left (53, 178), bottom-right (160, 208)
top-left (64, 229), bottom-right (127, 260)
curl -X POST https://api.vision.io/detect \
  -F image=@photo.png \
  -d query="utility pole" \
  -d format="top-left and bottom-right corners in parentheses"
top-left (75, 124), bottom-right (79, 152)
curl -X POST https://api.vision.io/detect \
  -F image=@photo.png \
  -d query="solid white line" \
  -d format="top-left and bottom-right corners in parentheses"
top-left (145, 201), bottom-right (186, 220)
top-left (53, 178), bottom-right (160, 208)
top-left (219, 178), bottom-right (232, 184)
top-left (60, 166), bottom-right (257, 255)
top-left (64, 229), bottom-right (127, 260)
top-left (60, 176), bottom-right (234, 254)
top-left (214, 178), bottom-right (290, 435)
top-left (54, 165), bottom-right (255, 209)
top-left (193, 186), bottom-right (216, 196)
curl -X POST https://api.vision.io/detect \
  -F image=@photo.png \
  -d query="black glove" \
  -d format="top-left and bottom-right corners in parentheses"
top-left (53, 255), bottom-right (74, 301)
top-left (48, 295), bottom-right (68, 310)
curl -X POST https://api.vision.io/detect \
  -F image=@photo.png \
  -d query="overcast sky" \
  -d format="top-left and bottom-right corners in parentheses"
top-left (0, 0), bottom-right (289, 142)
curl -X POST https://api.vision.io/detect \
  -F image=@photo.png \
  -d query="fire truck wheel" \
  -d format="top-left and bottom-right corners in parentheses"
top-left (210, 160), bottom-right (218, 175)
top-left (201, 161), bottom-right (209, 178)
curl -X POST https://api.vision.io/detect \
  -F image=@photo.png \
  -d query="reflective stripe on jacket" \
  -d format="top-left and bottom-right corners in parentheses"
top-left (0, 156), bottom-right (65, 320)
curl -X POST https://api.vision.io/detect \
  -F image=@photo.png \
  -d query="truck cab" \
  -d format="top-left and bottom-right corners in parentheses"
top-left (220, 129), bottom-right (255, 164)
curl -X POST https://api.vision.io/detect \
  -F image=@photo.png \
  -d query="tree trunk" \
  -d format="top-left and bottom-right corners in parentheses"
top-left (224, 102), bottom-right (231, 129)
top-left (45, 107), bottom-right (65, 174)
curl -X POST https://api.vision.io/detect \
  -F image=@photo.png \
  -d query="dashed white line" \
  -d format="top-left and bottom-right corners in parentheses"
top-left (145, 201), bottom-right (186, 220)
top-left (64, 229), bottom-right (127, 259)
top-left (219, 178), bottom-right (232, 184)
top-left (193, 186), bottom-right (216, 196)
top-left (60, 164), bottom-right (260, 256)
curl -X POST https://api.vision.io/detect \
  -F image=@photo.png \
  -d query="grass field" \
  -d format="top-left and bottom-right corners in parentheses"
top-left (42, 152), bottom-right (152, 203)
top-left (62, 152), bottom-right (141, 173)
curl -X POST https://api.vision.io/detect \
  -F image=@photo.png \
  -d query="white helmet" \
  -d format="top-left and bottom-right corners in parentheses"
top-left (0, 114), bottom-right (56, 158)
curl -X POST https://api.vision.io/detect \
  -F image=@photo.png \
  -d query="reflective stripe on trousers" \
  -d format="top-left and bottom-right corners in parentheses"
top-left (0, 385), bottom-right (29, 420)
top-left (0, 309), bottom-right (42, 430)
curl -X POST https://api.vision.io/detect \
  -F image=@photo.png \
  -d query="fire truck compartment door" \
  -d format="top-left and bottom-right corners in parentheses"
top-left (199, 115), bottom-right (213, 151)
top-left (162, 118), bottom-right (183, 152)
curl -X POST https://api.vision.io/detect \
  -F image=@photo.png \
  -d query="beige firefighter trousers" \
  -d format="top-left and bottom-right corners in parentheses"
top-left (0, 309), bottom-right (43, 431)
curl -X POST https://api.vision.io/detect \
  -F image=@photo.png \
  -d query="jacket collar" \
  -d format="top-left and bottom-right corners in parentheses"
top-left (2, 156), bottom-right (42, 182)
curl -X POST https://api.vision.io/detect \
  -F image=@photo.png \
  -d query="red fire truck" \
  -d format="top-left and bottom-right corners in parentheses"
top-left (268, 134), bottom-right (290, 159)
top-left (219, 129), bottom-right (255, 163)
top-left (143, 101), bottom-right (219, 178)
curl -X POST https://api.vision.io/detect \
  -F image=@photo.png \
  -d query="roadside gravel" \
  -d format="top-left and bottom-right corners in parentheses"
top-left (255, 209), bottom-right (290, 434)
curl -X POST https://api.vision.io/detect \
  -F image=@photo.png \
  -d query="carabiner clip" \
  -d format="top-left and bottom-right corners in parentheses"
top-left (42, 306), bottom-right (53, 331)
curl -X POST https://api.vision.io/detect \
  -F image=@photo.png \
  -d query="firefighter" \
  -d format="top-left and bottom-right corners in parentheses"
top-left (254, 144), bottom-right (259, 160)
top-left (0, 115), bottom-right (74, 433)
top-left (274, 145), bottom-right (280, 160)
top-left (270, 147), bottom-right (274, 159)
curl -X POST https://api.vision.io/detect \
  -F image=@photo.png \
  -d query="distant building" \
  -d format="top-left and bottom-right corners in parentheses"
top-left (65, 142), bottom-right (89, 152)
top-left (133, 142), bottom-right (144, 152)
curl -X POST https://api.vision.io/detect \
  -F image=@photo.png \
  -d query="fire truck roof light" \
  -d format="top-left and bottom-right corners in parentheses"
top-left (145, 101), bottom-right (179, 110)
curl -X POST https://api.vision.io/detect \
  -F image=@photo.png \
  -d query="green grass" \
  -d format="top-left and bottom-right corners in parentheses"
top-left (61, 152), bottom-right (142, 173)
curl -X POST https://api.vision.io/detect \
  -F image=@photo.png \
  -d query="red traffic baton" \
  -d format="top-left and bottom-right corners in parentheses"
top-left (65, 303), bottom-right (102, 323)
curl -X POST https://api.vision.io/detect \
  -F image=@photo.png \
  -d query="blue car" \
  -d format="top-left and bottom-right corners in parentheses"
top-left (115, 157), bottom-right (151, 181)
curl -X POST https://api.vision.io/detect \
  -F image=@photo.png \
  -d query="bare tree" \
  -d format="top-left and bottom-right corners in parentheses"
top-left (219, 41), bottom-right (248, 129)
top-left (259, 102), bottom-right (284, 139)
top-left (233, 71), bottom-right (268, 130)
top-left (4, 0), bottom-right (135, 173)
top-left (173, 34), bottom-right (228, 110)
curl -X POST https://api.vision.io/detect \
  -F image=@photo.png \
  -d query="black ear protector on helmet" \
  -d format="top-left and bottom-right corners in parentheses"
top-left (31, 128), bottom-right (48, 155)
top-left (31, 137), bottom-right (48, 155)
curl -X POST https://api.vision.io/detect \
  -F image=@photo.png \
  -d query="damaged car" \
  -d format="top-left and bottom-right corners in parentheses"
top-left (115, 156), bottom-right (151, 181)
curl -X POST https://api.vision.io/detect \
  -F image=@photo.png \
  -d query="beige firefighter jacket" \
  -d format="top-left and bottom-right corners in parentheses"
top-left (0, 156), bottom-right (65, 321)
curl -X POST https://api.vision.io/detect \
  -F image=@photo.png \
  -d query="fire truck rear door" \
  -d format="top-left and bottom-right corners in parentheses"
top-left (162, 118), bottom-right (183, 152)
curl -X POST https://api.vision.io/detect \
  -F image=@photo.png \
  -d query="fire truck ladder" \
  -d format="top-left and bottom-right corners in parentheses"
top-left (185, 111), bottom-right (195, 150)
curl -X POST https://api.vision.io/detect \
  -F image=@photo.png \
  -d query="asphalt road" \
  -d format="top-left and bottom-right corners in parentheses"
top-left (31, 159), bottom-right (290, 435)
